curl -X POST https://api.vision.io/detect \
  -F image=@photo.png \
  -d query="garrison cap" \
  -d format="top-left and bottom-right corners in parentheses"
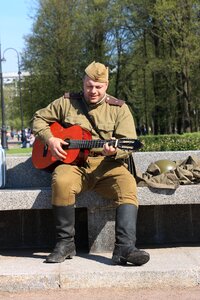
top-left (85, 61), bottom-right (109, 83)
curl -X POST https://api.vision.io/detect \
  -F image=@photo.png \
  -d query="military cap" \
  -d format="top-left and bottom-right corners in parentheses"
top-left (85, 61), bottom-right (109, 83)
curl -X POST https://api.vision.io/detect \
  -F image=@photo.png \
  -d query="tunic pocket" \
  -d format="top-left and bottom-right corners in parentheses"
top-left (96, 122), bottom-right (115, 139)
top-left (97, 122), bottom-right (115, 132)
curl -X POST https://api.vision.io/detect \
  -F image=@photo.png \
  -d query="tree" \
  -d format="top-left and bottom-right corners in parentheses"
top-left (151, 0), bottom-right (200, 133)
top-left (20, 0), bottom-right (200, 134)
top-left (22, 0), bottom-right (115, 121)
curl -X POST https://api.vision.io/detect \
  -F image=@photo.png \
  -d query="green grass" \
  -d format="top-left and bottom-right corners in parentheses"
top-left (6, 147), bottom-right (32, 155)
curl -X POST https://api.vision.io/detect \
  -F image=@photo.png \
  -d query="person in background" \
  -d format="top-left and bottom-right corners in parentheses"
top-left (26, 129), bottom-right (35, 147)
top-left (32, 61), bottom-right (150, 266)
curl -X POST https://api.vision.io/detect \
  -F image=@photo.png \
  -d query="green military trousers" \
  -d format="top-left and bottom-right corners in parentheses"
top-left (51, 156), bottom-right (138, 207)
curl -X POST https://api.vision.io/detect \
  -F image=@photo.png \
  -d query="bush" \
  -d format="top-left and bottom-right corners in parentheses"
top-left (139, 133), bottom-right (200, 152)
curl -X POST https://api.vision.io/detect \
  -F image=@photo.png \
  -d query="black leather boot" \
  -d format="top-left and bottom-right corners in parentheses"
top-left (112, 204), bottom-right (150, 266)
top-left (46, 204), bottom-right (76, 263)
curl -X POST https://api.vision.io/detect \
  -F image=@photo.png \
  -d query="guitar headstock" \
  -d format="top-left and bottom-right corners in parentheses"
top-left (116, 138), bottom-right (144, 151)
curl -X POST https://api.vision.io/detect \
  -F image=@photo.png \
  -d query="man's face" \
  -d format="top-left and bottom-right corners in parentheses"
top-left (83, 76), bottom-right (108, 104)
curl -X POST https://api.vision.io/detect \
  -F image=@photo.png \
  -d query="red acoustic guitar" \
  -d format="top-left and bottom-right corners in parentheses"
top-left (32, 122), bottom-right (143, 170)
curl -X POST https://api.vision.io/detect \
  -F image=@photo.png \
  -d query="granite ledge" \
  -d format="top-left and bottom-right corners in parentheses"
top-left (0, 185), bottom-right (199, 211)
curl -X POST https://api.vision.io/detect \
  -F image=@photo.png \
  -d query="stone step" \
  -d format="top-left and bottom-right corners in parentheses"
top-left (0, 247), bottom-right (199, 292)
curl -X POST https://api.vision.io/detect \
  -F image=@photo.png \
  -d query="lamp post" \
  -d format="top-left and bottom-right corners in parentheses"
top-left (2, 47), bottom-right (26, 146)
top-left (0, 44), bottom-right (8, 149)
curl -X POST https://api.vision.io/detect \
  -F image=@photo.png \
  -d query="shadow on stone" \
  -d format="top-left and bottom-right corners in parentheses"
top-left (6, 156), bottom-right (51, 188)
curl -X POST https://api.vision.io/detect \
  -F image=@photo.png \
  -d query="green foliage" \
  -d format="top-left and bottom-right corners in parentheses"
top-left (4, 0), bottom-right (200, 134)
top-left (140, 133), bottom-right (200, 151)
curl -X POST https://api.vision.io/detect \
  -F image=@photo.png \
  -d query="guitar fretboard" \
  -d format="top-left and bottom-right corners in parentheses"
top-left (64, 139), bottom-right (117, 149)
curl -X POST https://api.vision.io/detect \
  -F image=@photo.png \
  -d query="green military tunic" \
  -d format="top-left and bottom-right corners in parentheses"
top-left (32, 93), bottom-right (138, 207)
top-left (32, 93), bottom-right (137, 159)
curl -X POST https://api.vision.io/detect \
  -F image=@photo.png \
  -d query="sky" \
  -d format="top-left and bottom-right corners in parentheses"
top-left (0, 0), bottom-right (35, 73)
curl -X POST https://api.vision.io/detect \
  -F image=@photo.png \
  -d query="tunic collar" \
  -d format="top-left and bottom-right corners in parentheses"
top-left (85, 93), bottom-right (107, 108)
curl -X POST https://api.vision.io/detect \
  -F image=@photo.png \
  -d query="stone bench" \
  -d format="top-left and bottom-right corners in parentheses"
top-left (1, 150), bottom-right (200, 252)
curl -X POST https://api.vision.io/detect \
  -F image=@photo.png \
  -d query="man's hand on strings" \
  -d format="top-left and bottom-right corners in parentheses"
top-left (102, 140), bottom-right (117, 156)
top-left (48, 137), bottom-right (68, 161)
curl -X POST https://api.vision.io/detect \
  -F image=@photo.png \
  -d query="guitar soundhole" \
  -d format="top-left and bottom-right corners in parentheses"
top-left (62, 122), bottom-right (72, 128)
top-left (43, 144), bottom-right (49, 157)
top-left (63, 139), bottom-right (70, 150)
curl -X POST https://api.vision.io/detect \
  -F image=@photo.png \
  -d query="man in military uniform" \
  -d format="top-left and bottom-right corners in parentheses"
top-left (32, 61), bottom-right (150, 266)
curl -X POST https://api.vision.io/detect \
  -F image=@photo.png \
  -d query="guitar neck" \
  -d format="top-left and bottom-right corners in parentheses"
top-left (65, 139), bottom-right (117, 149)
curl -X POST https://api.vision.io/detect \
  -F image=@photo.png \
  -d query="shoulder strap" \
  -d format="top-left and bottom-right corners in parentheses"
top-left (124, 155), bottom-right (137, 177)
top-left (64, 92), bottom-right (124, 139)
top-left (64, 92), bottom-right (82, 99)
top-left (105, 95), bottom-right (125, 106)
top-left (64, 92), bottom-right (105, 139)
top-left (79, 97), bottom-right (105, 140)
